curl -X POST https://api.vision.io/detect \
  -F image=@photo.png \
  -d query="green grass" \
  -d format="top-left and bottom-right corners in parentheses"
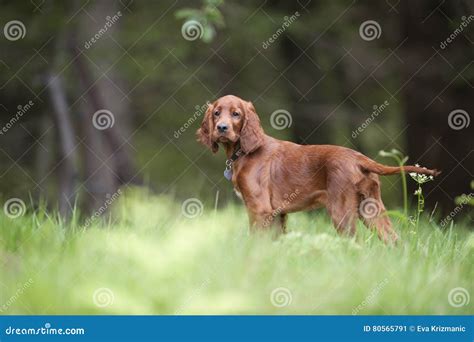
top-left (0, 189), bottom-right (472, 315)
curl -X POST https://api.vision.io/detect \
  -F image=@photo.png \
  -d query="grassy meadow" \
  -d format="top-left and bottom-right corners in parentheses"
top-left (0, 189), bottom-right (472, 315)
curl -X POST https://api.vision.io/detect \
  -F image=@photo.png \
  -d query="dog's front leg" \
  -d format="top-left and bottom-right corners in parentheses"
top-left (239, 178), bottom-right (284, 235)
top-left (247, 207), bottom-right (286, 236)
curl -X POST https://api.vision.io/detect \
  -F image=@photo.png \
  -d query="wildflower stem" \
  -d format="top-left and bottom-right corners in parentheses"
top-left (393, 154), bottom-right (408, 218)
top-left (378, 149), bottom-right (409, 220)
top-left (415, 185), bottom-right (422, 228)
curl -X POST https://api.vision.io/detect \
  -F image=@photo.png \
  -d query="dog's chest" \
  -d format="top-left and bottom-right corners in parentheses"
top-left (230, 163), bottom-right (244, 201)
top-left (233, 187), bottom-right (243, 200)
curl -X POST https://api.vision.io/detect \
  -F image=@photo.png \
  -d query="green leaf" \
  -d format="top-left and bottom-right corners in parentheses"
top-left (205, 7), bottom-right (225, 27)
top-left (201, 25), bottom-right (216, 43)
top-left (175, 8), bottom-right (202, 19)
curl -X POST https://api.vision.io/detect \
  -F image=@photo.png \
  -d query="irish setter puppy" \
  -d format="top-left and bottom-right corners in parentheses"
top-left (197, 95), bottom-right (439, 244)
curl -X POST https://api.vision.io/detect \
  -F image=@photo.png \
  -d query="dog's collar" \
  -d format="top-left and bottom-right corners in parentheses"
top-left (224, 143), bottom-right (243, 181)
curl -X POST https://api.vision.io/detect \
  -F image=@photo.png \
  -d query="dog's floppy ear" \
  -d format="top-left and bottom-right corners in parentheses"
top-left (197, 102), bottom-right (219, 153)
top-left (241, 101), bottom-right (264, 154)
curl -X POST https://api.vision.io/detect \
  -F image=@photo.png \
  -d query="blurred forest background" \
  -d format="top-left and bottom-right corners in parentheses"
top-left (0, 0), bottom-right (472, 222)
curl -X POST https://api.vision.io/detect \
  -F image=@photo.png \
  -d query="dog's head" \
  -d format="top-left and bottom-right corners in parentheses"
top-left (196, 95), bottom-right (264, 154)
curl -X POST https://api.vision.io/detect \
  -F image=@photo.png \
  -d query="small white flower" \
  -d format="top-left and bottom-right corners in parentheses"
top-left (414, 189), bottom-right (421, 195)
top-left (409, 169), bottom-right (434, 185)
top-left (415, 163), bottom-right (420, 167)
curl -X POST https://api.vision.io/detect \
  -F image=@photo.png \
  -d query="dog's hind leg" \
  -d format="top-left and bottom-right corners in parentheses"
top-left (326, 178), bottom-right (358, 238)
top-left (356, 174), bottom-right (399, 244)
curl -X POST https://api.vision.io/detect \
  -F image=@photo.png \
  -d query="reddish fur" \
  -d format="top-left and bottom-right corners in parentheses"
top-left (197, 95), bottom-right (440, 244)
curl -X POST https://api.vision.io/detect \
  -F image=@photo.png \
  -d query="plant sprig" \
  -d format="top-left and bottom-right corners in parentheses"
top-left (379, 149), bottom-right (409, 217)
top-left (175, 0), bottom-right (225, 43)
top-left (409, 165), bottom-right (434, 228)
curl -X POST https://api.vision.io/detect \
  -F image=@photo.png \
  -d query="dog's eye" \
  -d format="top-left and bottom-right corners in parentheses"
top-left (232, 112), bottom-right (240, 117)
top-left (214, 111), bottom-right (220, 117)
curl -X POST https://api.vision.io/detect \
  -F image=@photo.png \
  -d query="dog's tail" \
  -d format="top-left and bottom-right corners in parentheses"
top-left (359, 156), bottom-right (441, 177)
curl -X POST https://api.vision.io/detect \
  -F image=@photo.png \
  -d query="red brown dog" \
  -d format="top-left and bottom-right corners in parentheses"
top-left (197, 95), bottom-right (439, 243)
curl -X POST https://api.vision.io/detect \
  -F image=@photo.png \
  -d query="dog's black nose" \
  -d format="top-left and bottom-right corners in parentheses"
top-left (217, 124), bottom-right (228, 133)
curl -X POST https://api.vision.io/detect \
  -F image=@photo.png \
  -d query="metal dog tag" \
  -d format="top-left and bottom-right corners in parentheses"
top-left (224, 168), bottom-right (233, 181)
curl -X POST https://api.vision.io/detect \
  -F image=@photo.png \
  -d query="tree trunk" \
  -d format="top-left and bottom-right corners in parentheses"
top-left (47, 72), bottom-right (78, 218)
top-left (66, 0), bottom-right (142, 214)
